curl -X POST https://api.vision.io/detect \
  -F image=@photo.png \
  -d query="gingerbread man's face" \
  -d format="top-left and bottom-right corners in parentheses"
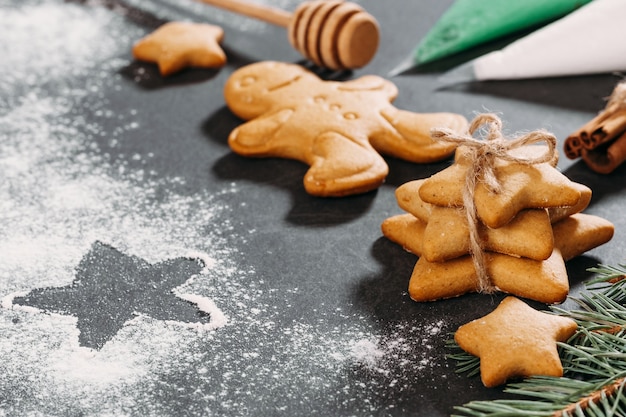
top-left (224, 61), bottom-right (317, 120)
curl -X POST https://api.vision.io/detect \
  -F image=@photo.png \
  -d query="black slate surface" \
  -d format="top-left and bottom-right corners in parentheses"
top-left (2, 0), bottom-right (625, 416)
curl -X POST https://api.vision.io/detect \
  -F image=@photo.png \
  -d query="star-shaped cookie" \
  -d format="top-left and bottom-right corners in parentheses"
top-left (224, 61), bottom-right (468, 197)
top-left (381, 212), bottom-right (614, 303)
top-left (394, 179), bottom-right (588, 262)
top-left (454, 296), bottom-right (578, 387)
top-left (132, 21), bottom-right (226, 76)
top-left (418, 145), bottom-right (583, 228)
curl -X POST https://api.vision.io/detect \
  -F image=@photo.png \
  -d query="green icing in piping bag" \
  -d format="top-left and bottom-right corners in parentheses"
top-left (414, 0), bottom-right (592, 65)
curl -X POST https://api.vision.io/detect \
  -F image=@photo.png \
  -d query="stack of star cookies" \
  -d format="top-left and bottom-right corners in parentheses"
top-left (382, 144), bottom-right (614, 304)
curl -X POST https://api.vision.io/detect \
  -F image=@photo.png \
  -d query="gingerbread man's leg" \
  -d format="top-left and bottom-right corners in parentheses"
top-left (373, 107), bottom-right (468, 163)
top-left (304, 131), bottom-right (388, 197)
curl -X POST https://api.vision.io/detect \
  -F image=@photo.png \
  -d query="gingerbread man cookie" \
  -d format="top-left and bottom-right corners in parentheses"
top-left (133, 22), bottom-right (226, 76)
top-left (224, 61), bottom-right (468, 197)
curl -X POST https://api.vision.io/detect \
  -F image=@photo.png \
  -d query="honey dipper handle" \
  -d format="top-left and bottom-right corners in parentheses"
top-left (195, 0), bottom-right (292, 28)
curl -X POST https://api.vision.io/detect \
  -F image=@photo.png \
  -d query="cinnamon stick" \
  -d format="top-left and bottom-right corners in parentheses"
top-left (564, 133), bottom-right (583, 159)
top-left (564, 110), bottom-right (611, 159)
top-left (588, 109), bottom-right (626, 148)
top-left (581, 130), bottom-right (626, 174)
top-left (564, 80), bottom-right (626, 173)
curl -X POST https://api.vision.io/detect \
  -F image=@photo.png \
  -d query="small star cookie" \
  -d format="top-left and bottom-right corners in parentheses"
top-left (381, 211), bottom-right (614, 303)
top-left (409, 246), bottom-right (570, 304)
top-left (132, 22), bottom-right (226, 76)
top-left (394, 179), bottom-right (577, 262)
top-left (418, 146), bottom-right (583, 228)
top-left (224, 61), bottom-right (468, 197)
top-left (454, 296), bottom-right (578, 387)
top-left (381, 176), bottom-right (614, 304)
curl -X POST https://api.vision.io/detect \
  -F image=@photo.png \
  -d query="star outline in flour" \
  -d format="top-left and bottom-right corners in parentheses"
top-left (10, 241), bottom-right (218, 350)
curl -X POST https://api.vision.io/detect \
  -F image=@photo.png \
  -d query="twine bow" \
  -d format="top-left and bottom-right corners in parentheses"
top-left (430, 113), bottom-right (558, 294)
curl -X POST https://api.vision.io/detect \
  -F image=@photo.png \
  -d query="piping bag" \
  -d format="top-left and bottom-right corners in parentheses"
top-left (389, 0), bottom-right (591, 75)
top-left (441, 0), bottom-right (626, 82)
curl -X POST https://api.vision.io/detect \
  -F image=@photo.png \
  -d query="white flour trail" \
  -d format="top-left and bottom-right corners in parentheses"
top-left (0, 1), bottom-right (449, 416)
top-left (1, 1), bottom-right (242, 413)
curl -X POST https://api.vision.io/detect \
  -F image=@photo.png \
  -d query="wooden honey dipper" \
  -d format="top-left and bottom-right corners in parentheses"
top-left (195, 0), bottom-right (380, 70)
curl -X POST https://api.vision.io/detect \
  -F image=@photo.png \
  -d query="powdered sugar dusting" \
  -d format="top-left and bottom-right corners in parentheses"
top-left (0, 2), bottom-right (128, 97)
top-left (1, 1), bottom-right (242, 412)
top-left (344, 320), bottom-right (447, 375)
top-left (350, 338), bottom-right (385, 365)
top-left (171, 292), bottom-right (228, 330)
top-left (1, 1), bottom-right (449, 415)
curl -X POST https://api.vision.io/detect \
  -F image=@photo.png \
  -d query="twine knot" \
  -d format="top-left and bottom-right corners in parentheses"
top-left (430, 113), bottom-right (558, 294)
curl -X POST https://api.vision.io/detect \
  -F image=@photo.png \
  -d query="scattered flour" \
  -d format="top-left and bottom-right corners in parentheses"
top-left (170, 292), bottom-right (228, 330)
top-left (350, 338), bottom-right (385, 366)
top-left (345, 320), bottom-right (447, 375)
top-left (1, 1), bottom-right (244, 413)
top-left (0, 1), bottom-right (449, 416)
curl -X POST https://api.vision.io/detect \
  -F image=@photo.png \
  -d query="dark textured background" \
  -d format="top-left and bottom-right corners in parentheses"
top-left (5, 0), bottom-right (626, 415)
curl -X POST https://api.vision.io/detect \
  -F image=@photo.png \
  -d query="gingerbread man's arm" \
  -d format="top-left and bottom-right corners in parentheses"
top-left (304, 131), bottom-right (388, 197)
top-left (370, 107), bottom-right (468, 163)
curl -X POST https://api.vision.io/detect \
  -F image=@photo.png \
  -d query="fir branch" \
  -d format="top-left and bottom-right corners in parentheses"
top-left (446, 338), bottom-right (480, 377)
top-left (586, 263), bottom-right (626, 278)
top-left (553, 377), bottom-right (626, 417)
top-left (585, 264), bottom-right (626, 288)
top-left (452, 375), bottom-right (626, 417)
